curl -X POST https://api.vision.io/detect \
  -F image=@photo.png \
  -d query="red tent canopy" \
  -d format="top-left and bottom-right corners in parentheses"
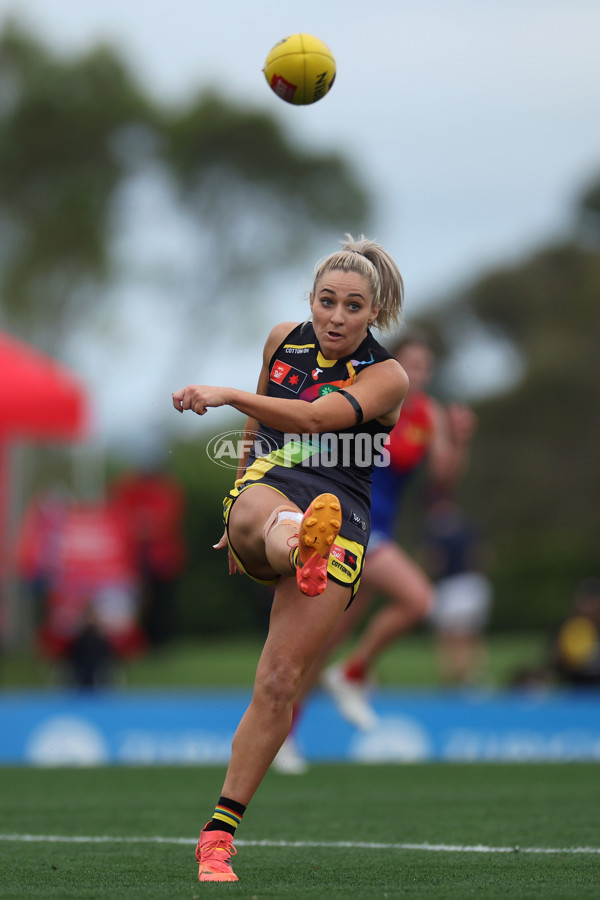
top-left (0, 331), bottom-right (89, 643)
top-left (0, 331), bottom-right (87, 440)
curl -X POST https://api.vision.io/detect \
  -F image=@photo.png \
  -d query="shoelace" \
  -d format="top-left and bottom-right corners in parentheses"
top-left (199, 839), bottom-right (237, 860)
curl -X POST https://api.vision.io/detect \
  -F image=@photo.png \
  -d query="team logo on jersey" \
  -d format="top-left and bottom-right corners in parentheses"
top-left (270, 360), bottom-right (307, 393)
top-left (312, 366), bottom-right (323, 380)
top-left (330, 543), bottom-right (358, 570)
top-left (318, 383), bottom-right (339, 396)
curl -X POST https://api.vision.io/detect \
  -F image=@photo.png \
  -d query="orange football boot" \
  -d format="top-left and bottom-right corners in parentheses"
top-left (195, 827), bottom-right (238, 882)
top-left (296, 493), bottom-right (342, 596)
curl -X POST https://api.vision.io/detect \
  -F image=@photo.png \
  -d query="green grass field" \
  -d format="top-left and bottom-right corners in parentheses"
top-left (1, 763), bottom-right (598, 899)
top-left (1, 632), bottom-right (547, 689)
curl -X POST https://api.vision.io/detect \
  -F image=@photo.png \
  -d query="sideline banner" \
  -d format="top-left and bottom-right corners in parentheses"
top-left (2, 689), bottom-right (600, 765)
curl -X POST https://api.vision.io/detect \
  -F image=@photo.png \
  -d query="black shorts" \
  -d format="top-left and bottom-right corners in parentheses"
top-left (223, 459), bottom-right (370, 599)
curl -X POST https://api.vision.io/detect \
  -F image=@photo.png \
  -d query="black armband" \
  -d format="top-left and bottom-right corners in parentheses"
top-left (338, 389), bottom-right (364, 425)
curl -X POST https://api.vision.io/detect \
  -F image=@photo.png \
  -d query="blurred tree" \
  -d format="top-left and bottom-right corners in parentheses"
top-left (416, 238), bottom-right (600, 630)
top-left (0, 24), bottom-right (157, 340)
top-left (0, 22), bottom-right (369, 348)
top-left (165, 92), bottom-right (366, 293)
top-left (578, 174), bottom-right (600, 241)
top-left (456, 243), bottom-right (599, 533)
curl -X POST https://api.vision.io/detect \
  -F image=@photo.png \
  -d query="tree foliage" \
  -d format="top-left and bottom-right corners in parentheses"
top-left (418, 236), bottom-right (600, 630)
top-left (579, 174), bottom-right (600, 239)
top-left (0, 22), bottom-right (369, 344)
top-left (0, 24), bottom-right (156, 333)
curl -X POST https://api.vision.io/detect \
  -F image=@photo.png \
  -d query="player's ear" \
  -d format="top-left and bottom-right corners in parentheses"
top-left (368, 306), bottom-right (381, 325)
top-left (309, 292), bottom-right (315, 312)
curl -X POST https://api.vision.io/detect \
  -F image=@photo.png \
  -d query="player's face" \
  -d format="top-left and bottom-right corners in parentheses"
top-left (310, 270), bottom-right (378, 359)
top-left (397, 343), bottom-right (435, 392)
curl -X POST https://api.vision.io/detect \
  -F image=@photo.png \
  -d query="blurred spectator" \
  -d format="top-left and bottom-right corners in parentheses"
top-left (552, 577), bottom-right (600, 686)
top-left (16, 486), bottom-right (71, 628)
top-left (64, 605), bottom-right (115, 689)
top-left (423, 495), bottom-right (494, 685)
top-left (109, 463), bottom-right (186, 648)
top-left (17, 490), bottom-right (146, 685)
top-left (511, 577), bottom-right (600, 689)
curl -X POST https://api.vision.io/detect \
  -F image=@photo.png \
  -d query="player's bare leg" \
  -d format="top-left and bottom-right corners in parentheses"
top-left (222, 576), bottom-right (351, 803)
top-left (320, 543), bottom-right (432, 729)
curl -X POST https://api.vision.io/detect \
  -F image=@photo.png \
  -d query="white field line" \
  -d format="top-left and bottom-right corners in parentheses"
top-left (0, 834), bottom-right (599, 855)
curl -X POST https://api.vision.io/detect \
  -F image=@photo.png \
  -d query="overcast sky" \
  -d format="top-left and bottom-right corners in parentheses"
top-left (2, 0), bottom-right (599, 449)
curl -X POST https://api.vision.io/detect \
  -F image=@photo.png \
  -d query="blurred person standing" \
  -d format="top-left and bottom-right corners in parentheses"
top-left (424, 495), bottom-right (493, 686)
top-left (16, 490), bottom-right (145, 682)
top-left (16, 487), bottom-right (70, 630)
top-left (316, 333), bottom-right (477, 729)
top-left (64, 605), bottom-right (115, 689)
top-left (109, 460), bottom-right (187, 648)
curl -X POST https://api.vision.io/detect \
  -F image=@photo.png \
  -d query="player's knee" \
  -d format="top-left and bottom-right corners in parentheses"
top-left (393, 581), bottom-right (433, 627)
top-left (415, 582), bottom-right (434, 621)
top-left (255, 656), bottom-right (303, 713)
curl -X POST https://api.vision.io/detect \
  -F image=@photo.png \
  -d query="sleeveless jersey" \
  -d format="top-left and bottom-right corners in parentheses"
top-left (240, 322), bottom-right (395, 542)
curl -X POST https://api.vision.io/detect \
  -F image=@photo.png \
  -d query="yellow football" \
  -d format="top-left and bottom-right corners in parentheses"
top-left (263, 34), bottom-right (336, 106)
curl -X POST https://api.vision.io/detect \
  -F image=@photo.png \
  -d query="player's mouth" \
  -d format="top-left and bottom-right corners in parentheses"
top-left (326, 330), bottom-right (343, 340)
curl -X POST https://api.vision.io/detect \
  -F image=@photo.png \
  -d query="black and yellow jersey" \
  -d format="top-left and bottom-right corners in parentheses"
top-left (223, 322), bottom-right (396, 594)
top-left (238, 322), bottom-right (394, 538)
